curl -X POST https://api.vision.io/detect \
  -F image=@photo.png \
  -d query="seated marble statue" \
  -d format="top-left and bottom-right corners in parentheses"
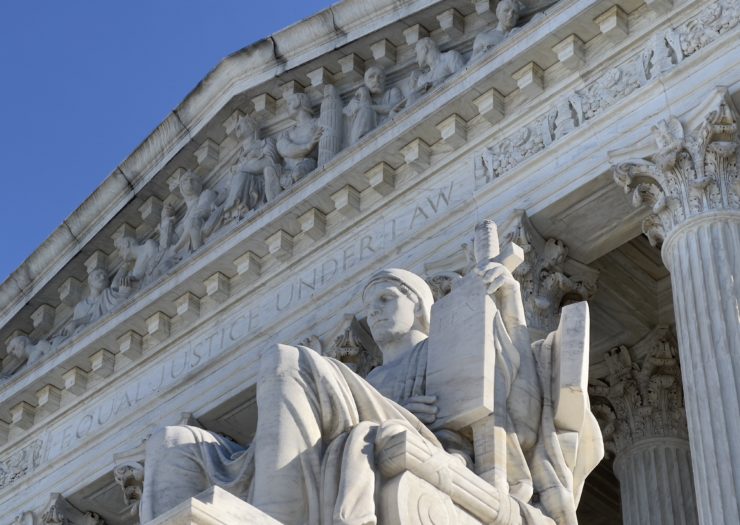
top-left (1, 335), bottom-right (52, 378)
top-left (140, 256), bottom-right (601, 524)
top-left (406, 38), bottom-right (465, 104)
top-left (171, 171), bottom-right (222, 254)
top-left (276, 93), bottom-right (323, 189)
top-left (58, 268), bottom-right (130, 339)
top-left (223, 114), bottom-right (281, 218)
top-left (471, 0), bottom-right (520, 61)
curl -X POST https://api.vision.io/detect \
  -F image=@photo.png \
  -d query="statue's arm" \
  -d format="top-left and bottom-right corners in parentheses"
top-left (276, 126), bottom-right (322, 159)
top-left (474, 262), bottom-right (529, 351)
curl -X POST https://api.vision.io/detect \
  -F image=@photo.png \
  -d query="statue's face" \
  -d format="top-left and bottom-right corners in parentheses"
top-left (287, 94), bottom-right (303, 116)
top-left (363, 281), bottom-right (419, 344)
top-left (89, 269), bottom-right (108, 292)
top-left (416, 44), bottom-right (428, 67)
top-left (496, 1), bottom-right (517, 29)
top-left (180, 174), bottom-right (200, 198)
top-left (364, 67), bottom-right (384, 94)
top-left (117, 237), bottom-right (134, 259)
top-left (7, 337), bottom-right (27, 358)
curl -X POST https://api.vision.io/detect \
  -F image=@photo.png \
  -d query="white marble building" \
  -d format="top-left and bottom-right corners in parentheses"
top-left (0, 0), bottom-right (738, 523)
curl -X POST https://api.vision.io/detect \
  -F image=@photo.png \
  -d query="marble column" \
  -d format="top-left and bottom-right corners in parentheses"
top-left (591, 330), bottom-right (698, 525)
top-left (611, 87), bottom-right (740, 525)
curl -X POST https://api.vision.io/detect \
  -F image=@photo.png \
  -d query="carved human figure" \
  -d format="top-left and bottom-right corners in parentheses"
top-left (139, 250), bottom-right (600, 523)
top-left (171, 171), bottom-right (221, 254)
top-left (114, 235), bottom-right (161, 289)
top-left (471, 0), bottom-right (520, 61)
top-left (406, 38), bottom-right (464, 103)
top-left (1, 335), bottom-right (51, 378)
top-left (343, 66), bottom-right (403, 145)
top-left (344, 86), bottom-right (376, 145)
top-left (59, 268), bottom-right (129, 338)
top-left (276, 93), bottom-right (323, 189)
top-left (223, 115), bottom-right (281, 218)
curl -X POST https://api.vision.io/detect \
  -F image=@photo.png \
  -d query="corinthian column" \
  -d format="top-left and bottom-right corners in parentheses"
top-left (611, 87), bottom-right (740, 525)
top-left (591, 329), bottom-right (698, 525)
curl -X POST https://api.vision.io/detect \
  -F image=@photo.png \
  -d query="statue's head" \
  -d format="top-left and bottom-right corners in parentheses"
top-left (496, 0), bottom-right (519, 31)
top-left (179, 171), bottom-right (202, 198)
top-left (362, 268), bottom-right (434, 344)
top-left (415, 38), bottom-right (438, 67)
top-left (286, 93), bottom-right (312, 117)
top-left (364, 66), bottom-right (386, 95)
top-left (6, 335), bottom-right (30, 359)
top-left (236, 114), bottom-right (259, 141)
top-left (114, 235), bottom-right (136, 260)
top-left (88, 268), bottom-right (110, 293)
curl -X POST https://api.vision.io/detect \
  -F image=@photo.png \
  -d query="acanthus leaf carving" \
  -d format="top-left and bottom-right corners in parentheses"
top-left (322, 314), bottom-right (382, 378)
top-left (499, 210), bottom-right (598, 334)
top-left (589, 327), bottom-right (688, 457)
top-left (611, 88), bottom-right (740, 247)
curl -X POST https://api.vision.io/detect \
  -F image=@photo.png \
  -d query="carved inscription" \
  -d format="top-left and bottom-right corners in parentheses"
top-left (0, 180), bottom-right (463, 483)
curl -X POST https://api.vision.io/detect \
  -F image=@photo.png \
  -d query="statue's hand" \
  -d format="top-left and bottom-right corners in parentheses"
top-left (403, 395), bottom-right (438, 424)
top-left (474, 261), bottom-right (520, 298)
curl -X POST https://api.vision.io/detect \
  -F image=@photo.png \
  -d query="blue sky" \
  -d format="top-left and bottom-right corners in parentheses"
top-left (0, 1), bottom-right (332, 281)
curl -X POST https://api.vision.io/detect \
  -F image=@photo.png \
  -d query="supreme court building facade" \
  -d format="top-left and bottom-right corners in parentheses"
top-left (0, 0), bottom-right (738, 524)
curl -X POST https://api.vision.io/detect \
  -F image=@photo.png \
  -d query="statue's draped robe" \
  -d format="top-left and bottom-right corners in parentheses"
top-left (140, 342), bottom-right (439, 524)
top-left (141, 318), bottom-right (601, 525)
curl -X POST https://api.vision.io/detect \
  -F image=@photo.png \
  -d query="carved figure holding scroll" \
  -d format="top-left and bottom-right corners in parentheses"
top-left (138, 220), bottom-right (602, 525)
top-left (344, 66), bottom-right (403, 146)
top-left (171, 171), bottom-right (222, 254)
top-left (223, 115), bottom-right (281, 219)
top-left (276, 93), bottom-right (323, 189)
top-left (472, 0), bottom-right (520, 61)
top-left (406, 37), bottom-right (464, 104)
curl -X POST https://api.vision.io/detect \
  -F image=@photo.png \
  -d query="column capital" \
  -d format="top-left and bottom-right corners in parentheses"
top-left (610, 87), bottom-right (740, 248)
top-left (591, 327), bottom-right (687, 457)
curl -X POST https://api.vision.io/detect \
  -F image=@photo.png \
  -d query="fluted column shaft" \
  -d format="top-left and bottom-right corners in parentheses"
top-left (614, 438), bottom-right (697, 525)
top-left (663, 213), bottom-right (740, 525)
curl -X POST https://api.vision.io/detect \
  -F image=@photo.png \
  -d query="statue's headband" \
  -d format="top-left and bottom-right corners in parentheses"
top-left (362, 268), bottom-right (434, 330)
